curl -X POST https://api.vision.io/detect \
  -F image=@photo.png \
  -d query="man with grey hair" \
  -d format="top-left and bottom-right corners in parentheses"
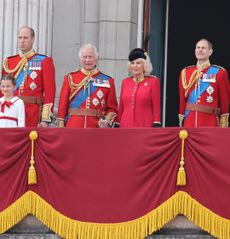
top-left (57, 43), bottom-right (118, 128)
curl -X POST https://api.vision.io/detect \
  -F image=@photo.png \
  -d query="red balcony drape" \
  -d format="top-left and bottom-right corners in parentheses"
top-left (0, 127), bottom-right (229, 239)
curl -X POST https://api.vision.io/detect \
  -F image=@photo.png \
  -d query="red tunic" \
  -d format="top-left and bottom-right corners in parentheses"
top-left (2, 52), bottom-right (56, 126)
top-left (118, 76), bottom-right (161, 127)
top-left (179, 64), bottom-right (230, 127)
top-left (57, 69), bottom-right (118, 128)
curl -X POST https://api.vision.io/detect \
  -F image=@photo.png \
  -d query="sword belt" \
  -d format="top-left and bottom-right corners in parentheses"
top-left (68, 108), bottom-right (105, 118)
top-left (186, 103), bottom-right (220, 115)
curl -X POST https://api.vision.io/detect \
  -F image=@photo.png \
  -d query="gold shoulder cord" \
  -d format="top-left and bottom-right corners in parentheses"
top-left (182, 68), bottom-right (201, 97)
top-left (67, 68), bottom-right (99, 100)
top-left (3, 57), bottom-right (27, 79)
top-left (68, 74), bottom-right (90, 100)
top-left (68, 74), bottom-right (86, 89)
top-left (3, 50), bottom-right (36, 79)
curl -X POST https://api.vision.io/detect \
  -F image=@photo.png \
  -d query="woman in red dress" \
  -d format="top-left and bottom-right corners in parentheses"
top-left (118, 48), bottom-right (161, 127)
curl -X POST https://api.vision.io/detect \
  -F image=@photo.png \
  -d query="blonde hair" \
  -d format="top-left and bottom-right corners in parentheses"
top-left (128, 55), bottom-right (153, 76)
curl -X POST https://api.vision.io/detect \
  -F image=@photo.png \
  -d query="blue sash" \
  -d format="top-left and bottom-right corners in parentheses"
top-left (183, 65), bottom-right (219, 122)
top-left (69, 73), bottom-right (110, 109)
top-left (16, 54), bottom-right (47, 89)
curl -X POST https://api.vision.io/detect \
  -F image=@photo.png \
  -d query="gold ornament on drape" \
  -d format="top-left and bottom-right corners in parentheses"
top-left (177, 130), bottom-right (188, 186)
top-left (28, 130), bottom-right (38, 185)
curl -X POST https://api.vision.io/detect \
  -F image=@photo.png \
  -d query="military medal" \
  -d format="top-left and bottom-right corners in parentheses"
top-left (29, 62), bottom-right (33, 70)
top-left (30, 71), bottom-right (38, 80)
top-left (38, 61), bottom-right (41, 70)
top-left (206, 85), bottom-right (214, 103)
top-left (93, 78), bottom-right (111, 88)
top-left (92, 98), bottom-right (99, 106)
top-left (31, 61), bottom-right (35, 70)
top-left (102, 80), bottom-right (110, 88)
top-left (35, 62), bottom-right (39, 70)
top-left (206, 85), bottom-right (214, 94)
top-left (29, 82), bottom-right (37, 90)
top-left (202, 74), bottom-right (216, 83)
top-left (96, 90), bottom-right (104, 99)
top-left (206, 96), bottom-right (213, 103)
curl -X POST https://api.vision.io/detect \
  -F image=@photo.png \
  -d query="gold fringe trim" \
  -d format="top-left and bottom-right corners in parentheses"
top-left (0, 191), bottom-right (229, 239)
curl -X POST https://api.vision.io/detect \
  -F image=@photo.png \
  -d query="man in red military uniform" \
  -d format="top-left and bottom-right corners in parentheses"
top-left (2, 26), bottom-right (56, 127)
top-left (178, 39), bottom-right (229, 127)
top-left (57, 44), bottom-right (118, 128)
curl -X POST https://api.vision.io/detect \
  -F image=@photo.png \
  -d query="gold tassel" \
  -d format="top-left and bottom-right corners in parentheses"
top-left (177, 130), bottom-right (188, 186)
top-left (177, 167), bottom-right (186, 186)
top-left (28, 165), bottom-right (37, 185)
top-left (28, 131), bottom-right (38, 185)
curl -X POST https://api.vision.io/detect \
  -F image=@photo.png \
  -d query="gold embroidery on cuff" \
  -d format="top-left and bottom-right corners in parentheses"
top-left (42, 103), bottom-right (53, 122)
top-left (57, 118), bottom-right (65, 127)
top-left (219, 114), bottom-right (229, 128)
top-left (105, 112), bottom-right (117, 125)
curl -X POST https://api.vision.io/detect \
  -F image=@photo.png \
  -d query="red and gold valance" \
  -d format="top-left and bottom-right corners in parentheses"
top-left (0, 128), bottom-right (229, 239)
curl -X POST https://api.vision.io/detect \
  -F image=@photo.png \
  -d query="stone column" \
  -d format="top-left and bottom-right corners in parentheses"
top-left (52, 0), bottom-right (83, 99)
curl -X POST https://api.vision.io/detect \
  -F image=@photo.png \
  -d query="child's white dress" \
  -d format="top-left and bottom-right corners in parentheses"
top-left (0, 96), bottom-right (25, 127)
